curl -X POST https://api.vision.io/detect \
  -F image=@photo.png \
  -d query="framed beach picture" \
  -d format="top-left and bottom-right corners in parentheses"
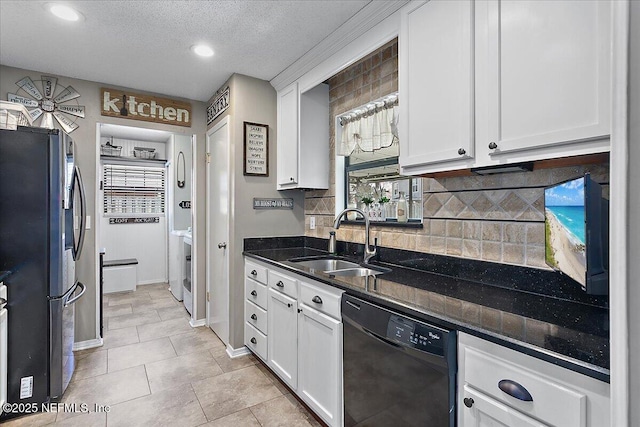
top-left (243, 122), bottom-right (269, 176)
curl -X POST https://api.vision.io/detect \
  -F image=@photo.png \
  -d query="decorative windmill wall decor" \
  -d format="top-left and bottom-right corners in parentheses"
top-left (7, 76), bottom-right (84, 133)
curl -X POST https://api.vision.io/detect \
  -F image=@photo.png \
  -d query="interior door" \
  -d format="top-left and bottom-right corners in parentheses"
top-left (206, 117), bottom-right (230, 345)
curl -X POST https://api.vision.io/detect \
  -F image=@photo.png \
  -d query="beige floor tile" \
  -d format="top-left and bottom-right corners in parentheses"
top-left (130, 297), bottom-right (178, 313)
top-left (255, 362), bottom-right (291, 395)
top-left (281, 394), bottom-right (324, 427)
top-left (192, 365), bottom-right (282, 421)
top-left (136, 317), bottom-right (193, 342)
top-left (145, 350), bottom-right (223, 393)
top-left (107, 310), bottom-right (161, 330)
top-left (52, 411), bottom-right (106, 427)
top-left (100, 326), bottom-right (139, 350)
top-left (250, 395), bottom-right (314, 427)
top-left (61, 365), bottom-right (150, 409)
top-left (73, 349), bottom-right (107, 380)
top-left (0, 411), bottom-right (57, 426)
top-left (107, 291), bottom-right (151, 307)
top-left (137, 282), bottom-right (170, 292)
top-left (107, 337), bottom-right (176, 372)
top-left (169, 328), bottom-right (226, 356)
top-left (212, 351), bottom-right (258, 373)
top-left (201, 408), bottom-right (261, 427)
top-left (102, 304), bottom-right (132, 318)
top-left (147, 289), bottom-right (172, 299)
top-left (106, 383), bottom-right (207, 427)
top-left (156, 304), bottom-right (189, 321)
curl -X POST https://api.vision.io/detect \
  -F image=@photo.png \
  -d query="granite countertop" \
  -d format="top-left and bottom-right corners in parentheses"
top-left (0, 270), bottom-right (12, 282)
top-left (243, 237), bottom-right (610, 383)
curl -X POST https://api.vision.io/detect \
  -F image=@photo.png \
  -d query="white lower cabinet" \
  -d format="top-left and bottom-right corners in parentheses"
top-left (297, 302), bottom-right (343, 427)
top-left (244, 258), bottom-right (343, 427)
top-left (267, 288), bottom-right (298, 389)
top-left (458, 332), bottom-right (610, 427)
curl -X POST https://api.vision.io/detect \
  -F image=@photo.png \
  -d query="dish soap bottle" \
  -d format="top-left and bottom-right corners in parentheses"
top-left (396, 191), bottom-right (408, 223)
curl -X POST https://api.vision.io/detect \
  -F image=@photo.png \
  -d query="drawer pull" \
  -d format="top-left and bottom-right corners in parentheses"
top-left (250, 290), bottom-right (257, 296)
top-left (250, 337), bottom-right (257, 344)
top-left (463, 397), bottom-right (474, 408)
top-left (251, 314), bottom-right (257, 320)
top-left (498, 379), bottom-right (533, 402)
top-left (312, 295), bottom-right (323, 304)
top-left (251, 270), bottom-right (257, 276)
top-left (489, 142), bottom-right (498, 149)
top-left (287, 303), bottom-right (292, 308)
top-left (276, 280), bottom-right (284, 288)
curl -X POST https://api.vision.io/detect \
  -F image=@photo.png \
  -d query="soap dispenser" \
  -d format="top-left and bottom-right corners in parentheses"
top-left (396, 192), bottom-right (408, 223)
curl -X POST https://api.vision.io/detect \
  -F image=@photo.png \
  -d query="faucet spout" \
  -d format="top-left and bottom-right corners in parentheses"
top-left (333, 208), bottom-right (376, 264)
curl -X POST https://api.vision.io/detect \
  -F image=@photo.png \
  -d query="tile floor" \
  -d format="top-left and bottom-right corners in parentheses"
top-left (5, 283), bottom-right (321, 427)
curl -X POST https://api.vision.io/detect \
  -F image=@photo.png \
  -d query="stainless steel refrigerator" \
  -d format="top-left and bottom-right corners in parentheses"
top-left (0, 126), bottom-right (86, 420)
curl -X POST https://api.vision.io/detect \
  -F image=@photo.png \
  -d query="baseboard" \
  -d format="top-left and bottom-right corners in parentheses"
top-left (73, 337), bottom-right (103, 351)
top-left (189, 318), bottom-right (206, 327)
top-left (226, 344), bottom-right (251, 359)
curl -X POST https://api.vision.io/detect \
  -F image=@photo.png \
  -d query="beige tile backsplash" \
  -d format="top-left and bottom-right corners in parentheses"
top-left (304, 38), bottom-right (610, 270)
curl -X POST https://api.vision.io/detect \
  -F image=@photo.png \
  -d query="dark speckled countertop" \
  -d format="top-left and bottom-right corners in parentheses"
top-left (244, 236), bottom-right (609, 383)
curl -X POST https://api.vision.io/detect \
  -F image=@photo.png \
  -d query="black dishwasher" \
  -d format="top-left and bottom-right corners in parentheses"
top-left (342, 294), bottom-right (457, 427)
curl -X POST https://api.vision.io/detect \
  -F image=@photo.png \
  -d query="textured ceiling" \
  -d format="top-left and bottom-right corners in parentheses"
top-left (0, 0), bottom-right (370, 102)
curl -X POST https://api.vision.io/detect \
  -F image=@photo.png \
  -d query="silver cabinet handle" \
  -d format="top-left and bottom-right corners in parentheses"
top-left (276, 280), bottom-right (284, 288)
top-left (312, 295), bottom-right (323, 304)
top-left (489, 142), bottom-right (498, 149)
top-left (458, 148), bottom-right (466, 156)
top-left (0, 297), bottom-right (6, 309)
top-left (250, 337), bottom-right (257, 344)
top-left (251, 270), bottom-right (257, 276)
top-left (251, 314), bottom-right (257, 320)
top-left (218, 242), bottom-right (227, 249)
top-left (464, 397), bottom-right (474, 408)
top-left (251, 290), bottom-right (257, 296)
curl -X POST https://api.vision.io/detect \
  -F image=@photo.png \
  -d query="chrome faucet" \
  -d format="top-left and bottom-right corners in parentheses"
top-left (333, 208), bottom-right (376, 264)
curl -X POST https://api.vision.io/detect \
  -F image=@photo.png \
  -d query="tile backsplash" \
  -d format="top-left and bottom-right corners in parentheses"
top-left (304, 38), bottom-right (610, 270)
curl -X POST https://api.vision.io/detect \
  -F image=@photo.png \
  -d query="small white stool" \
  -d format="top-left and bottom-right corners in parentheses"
top-left (103, 258), bottom-right (138, 293)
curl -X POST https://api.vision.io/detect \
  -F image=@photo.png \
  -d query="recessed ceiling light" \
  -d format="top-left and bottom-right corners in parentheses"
top-left (48, 3), bottom-right (82, 21)
top-left (191, 44), bottom-right (214, 58)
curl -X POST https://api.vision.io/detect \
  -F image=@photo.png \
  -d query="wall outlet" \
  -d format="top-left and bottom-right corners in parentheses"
top-left (310, 216), bottom-right (316, 230)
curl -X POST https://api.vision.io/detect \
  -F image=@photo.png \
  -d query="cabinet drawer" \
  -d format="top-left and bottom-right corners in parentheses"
top-left (245, 322), bottom-right (267, 361)
top-left (464, 346), bottom-right (586, 427)
top-left (245, 277), bottom-right (268, 310)
top-left (299, 280), bottom-right (343, 320)
top-left (245, 261), bottom-right (267, 285)
top-left (268, 269), bottom-right (297, 298)
top-left (245, 300), bottom-right (267, 335)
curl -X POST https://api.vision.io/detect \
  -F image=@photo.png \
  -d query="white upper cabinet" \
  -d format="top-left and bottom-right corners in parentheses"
top-left (399, 0), bottom-right (475, 173)
top-left (480, 0), bottom-right (611, 158)
top-left (400, 0), bottom-right (612, 175)
top-left (276, 83), bottom-right (329, 190)
top-left (277, 82), bottom-right (299, 187)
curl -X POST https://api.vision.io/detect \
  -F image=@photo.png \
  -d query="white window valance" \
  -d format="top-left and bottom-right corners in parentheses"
top-left (337, 94), bottom-right (399, 157)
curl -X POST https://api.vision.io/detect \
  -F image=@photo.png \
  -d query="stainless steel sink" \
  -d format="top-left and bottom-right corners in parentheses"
top-left (290, 258), bottom-right (360, 271)
top-left (288, 256), bottom-right (390, 277)
top-left (324, 266), bottom-right (391, 277)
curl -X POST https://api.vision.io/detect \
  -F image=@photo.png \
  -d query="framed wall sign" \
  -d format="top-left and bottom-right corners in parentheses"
top-left (244, 121), bottom-right (269, 176)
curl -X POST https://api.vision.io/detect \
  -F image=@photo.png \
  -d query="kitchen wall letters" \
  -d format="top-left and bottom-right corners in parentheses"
top-left (101, 88), bottom-right (191, 127)
top-left (244, 121), bottom-right (269, 176)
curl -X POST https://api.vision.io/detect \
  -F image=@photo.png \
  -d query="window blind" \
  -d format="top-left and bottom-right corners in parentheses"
top-left (103, 164), bottom-right (165, 214)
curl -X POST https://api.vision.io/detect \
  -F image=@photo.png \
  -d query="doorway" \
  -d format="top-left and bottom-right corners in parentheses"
top-left (206, 116), bottom-right (230, 345)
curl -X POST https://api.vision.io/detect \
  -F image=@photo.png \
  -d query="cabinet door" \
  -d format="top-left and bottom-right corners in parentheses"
top-left (297, 303), bottom-right (342, 427)
top-left (277, 82), bottom-right (299, 187)
top-left (267, 288), bottom-right (298, 389)
top-left (461, 386), bottom-right (548, 427)
top-left (399, 0), bottom-right (474, 172)
top-left (482, 0), bottom-right (611, 156)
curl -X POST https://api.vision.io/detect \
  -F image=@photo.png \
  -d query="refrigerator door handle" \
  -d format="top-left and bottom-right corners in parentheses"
top-left (72, 166), bottom-right (87, 261)
top-left (64, 282), bottom-right (86, 307)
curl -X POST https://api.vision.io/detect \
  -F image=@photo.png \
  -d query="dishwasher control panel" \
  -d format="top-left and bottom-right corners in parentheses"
top-left (387, 314), bottom-right (445, 356)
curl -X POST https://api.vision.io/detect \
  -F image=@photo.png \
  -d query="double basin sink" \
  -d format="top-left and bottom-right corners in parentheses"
top-left (287, 255), bottom-right (391, 277)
